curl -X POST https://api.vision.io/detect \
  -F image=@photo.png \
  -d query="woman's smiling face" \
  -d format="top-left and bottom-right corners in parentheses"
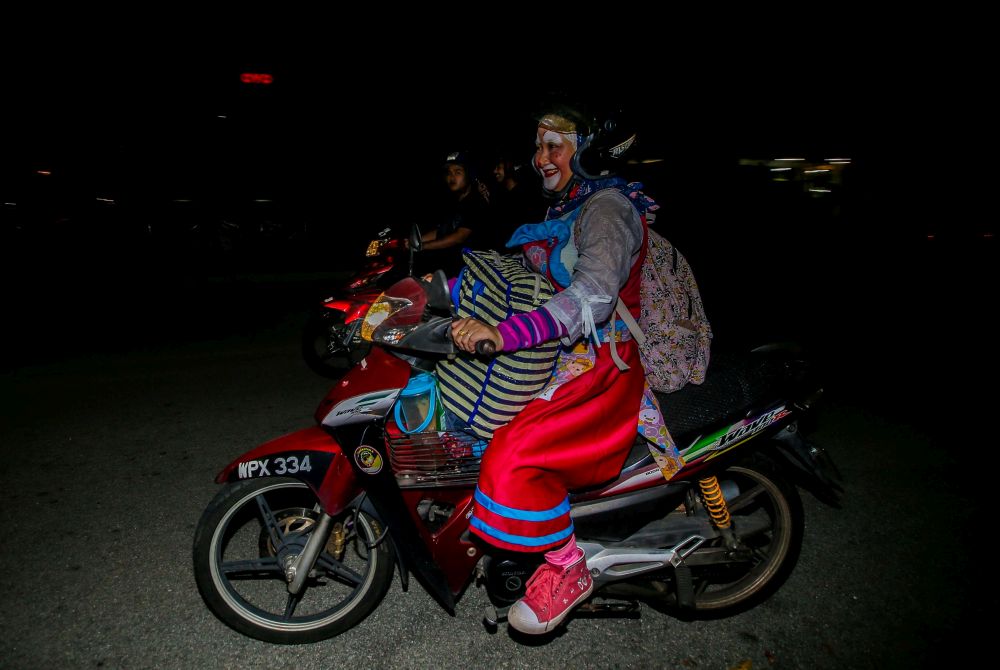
top-left (534, 126), bottom-right (577, 192)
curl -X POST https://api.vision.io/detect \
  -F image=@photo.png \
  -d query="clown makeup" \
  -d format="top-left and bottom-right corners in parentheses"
top-left (534, 128), bottom-right (577, 192)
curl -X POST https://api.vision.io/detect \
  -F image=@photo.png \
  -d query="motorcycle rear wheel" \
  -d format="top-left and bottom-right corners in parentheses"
top-left (193, 478), bottom-right (393, 644)
top-left (668, 458), bottom-right (804, 618)
top-left (301, 312), bottom-right (369, 378)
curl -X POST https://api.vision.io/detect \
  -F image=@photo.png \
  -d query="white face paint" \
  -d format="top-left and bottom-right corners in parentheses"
top-left (535, 128), bottom-right (577, 192)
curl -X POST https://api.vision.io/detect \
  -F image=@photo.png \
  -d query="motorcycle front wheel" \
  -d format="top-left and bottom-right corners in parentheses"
top-left (301, 312), bottom-right (369, 378)
top-left (667, 456), bottom-right (804, 619)
top-left (193, 478), bottom-right (394, 644)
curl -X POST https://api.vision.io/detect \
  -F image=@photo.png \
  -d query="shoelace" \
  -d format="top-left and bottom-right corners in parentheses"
top-left (523, 564), bottom-right (560, 609)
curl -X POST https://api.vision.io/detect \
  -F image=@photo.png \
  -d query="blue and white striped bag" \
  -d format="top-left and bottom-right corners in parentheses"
top-left (436, 250), bottom-right (560, 440)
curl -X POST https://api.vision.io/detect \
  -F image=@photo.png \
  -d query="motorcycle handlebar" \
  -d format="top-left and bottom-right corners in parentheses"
top-left (445, 319), bottom-right (497, 358)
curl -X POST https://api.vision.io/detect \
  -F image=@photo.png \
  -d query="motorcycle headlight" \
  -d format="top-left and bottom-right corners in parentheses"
top-left (360, 295), bottom-right (413, 342)
top-left (360, 278), bottom-right (427, 344)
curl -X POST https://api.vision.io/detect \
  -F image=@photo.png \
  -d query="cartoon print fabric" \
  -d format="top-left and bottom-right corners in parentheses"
top-left (538, 337), bottom-right (684, 481)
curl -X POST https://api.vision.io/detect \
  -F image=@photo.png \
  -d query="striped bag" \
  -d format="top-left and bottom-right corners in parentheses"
top-left (436, 250), bottom-right (560, 440)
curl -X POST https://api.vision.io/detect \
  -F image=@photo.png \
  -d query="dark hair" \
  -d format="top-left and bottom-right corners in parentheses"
top-left (494, 156), bottom-right (515, 177)
top-left (443, 150), bottom-right (478, 181)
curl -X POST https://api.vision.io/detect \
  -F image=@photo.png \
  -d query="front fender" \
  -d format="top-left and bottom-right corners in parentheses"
top-left (215, 426), bottom-right (361, 515)
top-left (322, 291), bottom-right (378, 323)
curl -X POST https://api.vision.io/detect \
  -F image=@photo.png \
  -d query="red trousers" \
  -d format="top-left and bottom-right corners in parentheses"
top-left (470, 339), bottom-right (644, 552)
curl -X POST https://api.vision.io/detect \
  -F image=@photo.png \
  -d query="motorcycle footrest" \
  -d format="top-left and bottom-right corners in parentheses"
top-left (575, 600), bottom-right (641, 618)
top-left (674, 564), bottom-right (695, 609)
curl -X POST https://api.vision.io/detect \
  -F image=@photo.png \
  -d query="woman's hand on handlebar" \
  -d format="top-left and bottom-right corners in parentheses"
top-left (451, 318), bottom-right (502, 356)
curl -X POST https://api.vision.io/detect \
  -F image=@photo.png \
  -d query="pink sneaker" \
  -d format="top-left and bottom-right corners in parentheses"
top-left (507, 554), bottom-right (594, 634)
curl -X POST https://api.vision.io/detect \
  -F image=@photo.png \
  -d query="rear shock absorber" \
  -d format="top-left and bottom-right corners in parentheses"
top-left (699, 476), bottom-right (737, 549)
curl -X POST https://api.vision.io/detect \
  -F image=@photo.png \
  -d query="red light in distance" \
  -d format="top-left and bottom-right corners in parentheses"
top-left (240, 73), bottom-right (273, 85)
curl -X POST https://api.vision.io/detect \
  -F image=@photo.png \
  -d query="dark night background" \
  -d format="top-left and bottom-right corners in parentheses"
top-left (0, 30), bottom-right (996, 668)
top-left (1, 42), bottom-right (993, 429)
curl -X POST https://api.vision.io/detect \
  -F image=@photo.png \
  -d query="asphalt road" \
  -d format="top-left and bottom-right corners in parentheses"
top-left (0, 276), bottom-right (989, 670)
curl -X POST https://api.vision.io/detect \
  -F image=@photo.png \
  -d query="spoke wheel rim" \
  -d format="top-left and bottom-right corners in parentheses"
top-left (209, 481), bottom-right (379, 632)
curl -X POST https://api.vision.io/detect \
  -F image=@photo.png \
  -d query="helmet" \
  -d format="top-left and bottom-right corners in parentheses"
top-left (443, 150), bottom-right (478, 181)
top-left (571, 109), bottom-right (638, 180)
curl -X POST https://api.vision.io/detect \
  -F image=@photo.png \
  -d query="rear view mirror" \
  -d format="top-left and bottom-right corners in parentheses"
top-left (425, 270), bottom-right (452, 314)
top-left (408, 224), bottom-right (423, 277)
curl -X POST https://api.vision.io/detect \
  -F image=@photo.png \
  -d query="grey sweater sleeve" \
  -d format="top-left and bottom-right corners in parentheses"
top-left (543, 190), bottom-right (644, 342)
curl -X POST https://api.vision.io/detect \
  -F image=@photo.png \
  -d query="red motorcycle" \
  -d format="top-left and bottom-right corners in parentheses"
top-left (300, 226), bottom-right (409, 377)
top-left (193, 245), bottom-right (840, 644)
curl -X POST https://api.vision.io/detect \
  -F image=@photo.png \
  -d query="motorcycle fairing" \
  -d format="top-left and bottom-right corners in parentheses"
top-left (576, 402), bottom-right (801, 499)
top-left (351, 458), bottom-right (461, 614)
top-left (314, 347), bottom-right (410, 427)
top-left (323, 290), bottom-right (380, 323)
top-left (328, 422), bottom-right (464, 612)
top-left (682, 404), bottom-right (793, 465)
top-left (398, 488), bottom-right (480, 595)
top-left (348, 265), bottom-right (395, 291)
top-left (215, 426), bottom-right (362, 515)
top-left (570, 480), bottom-right (694, 542)
top-left (322, 390), bottom-right (401, 428)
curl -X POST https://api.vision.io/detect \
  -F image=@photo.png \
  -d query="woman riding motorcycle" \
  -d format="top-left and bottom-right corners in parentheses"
top-left (450, 101), bottom-right (674, 635)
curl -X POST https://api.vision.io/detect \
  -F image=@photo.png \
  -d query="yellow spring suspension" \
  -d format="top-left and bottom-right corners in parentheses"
top-left (698, 476), bottom-right (732, 529)
top-left (327, 522), bottom-right (346, 561)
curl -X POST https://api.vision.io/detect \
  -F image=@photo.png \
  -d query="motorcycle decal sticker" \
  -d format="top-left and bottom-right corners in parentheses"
top-left (323, 390), bottom-right (401, 427)
top-left (602, 466), bottom-right (665, 495)
top-left (354, 446), bottom-right (383, 474)
top-left (683, 406), bottom-right (792, 462)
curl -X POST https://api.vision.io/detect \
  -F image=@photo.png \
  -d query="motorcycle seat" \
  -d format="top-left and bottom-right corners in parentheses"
top-left (655, 343), bottom-right (811, 445)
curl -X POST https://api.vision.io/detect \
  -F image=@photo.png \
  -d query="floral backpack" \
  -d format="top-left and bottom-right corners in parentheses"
top-left (510, 185), bottom-right (712, 394)
top-left (615, 227), bottom-right (712, 392)
top-left (568, 189), bottom-right (712, 393)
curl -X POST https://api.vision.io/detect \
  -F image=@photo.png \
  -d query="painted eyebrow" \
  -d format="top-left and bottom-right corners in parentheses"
top-left (541, 130), bottom-right (565, 145)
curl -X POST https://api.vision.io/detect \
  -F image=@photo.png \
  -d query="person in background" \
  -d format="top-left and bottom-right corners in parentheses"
top-left (415, 151), bottom-right (494, 277)
top-left (489, 154), bottom-right (548, 249)
top-left (450, 100), bottom-right (660, 635)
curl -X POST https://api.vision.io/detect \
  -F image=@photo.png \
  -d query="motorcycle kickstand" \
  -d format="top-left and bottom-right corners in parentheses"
top-left (483, 604), bottom-right (510, 632)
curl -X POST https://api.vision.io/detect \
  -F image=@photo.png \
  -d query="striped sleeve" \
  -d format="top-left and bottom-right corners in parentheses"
top-left (497, 307), bottom-right (566, 352)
